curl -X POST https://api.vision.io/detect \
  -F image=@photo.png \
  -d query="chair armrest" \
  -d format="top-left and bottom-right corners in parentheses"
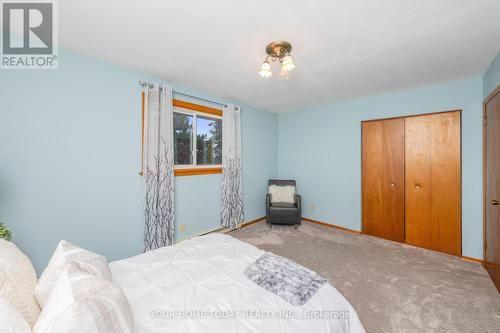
top-left (295, 194), bottom-right (302, 224)
top-left (266, 194), bottom-right (271, 224)
top-left (294, 194), bottom-right (301, 206)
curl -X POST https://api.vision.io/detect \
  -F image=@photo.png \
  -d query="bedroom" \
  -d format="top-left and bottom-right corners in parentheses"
top-left (0, 0), bottom-right (499, 332)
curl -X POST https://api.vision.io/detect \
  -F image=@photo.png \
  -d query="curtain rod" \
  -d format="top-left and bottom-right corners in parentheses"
top-left (139, 81), bottom-right (231, 108)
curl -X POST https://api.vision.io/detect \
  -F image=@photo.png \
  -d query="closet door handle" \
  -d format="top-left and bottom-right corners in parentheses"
top-left (390, 183), bottom-right (395, 187)
top-left (415, 184), bottom-right (421, 189)
top-left (493, 200), bottom-right (500, 206)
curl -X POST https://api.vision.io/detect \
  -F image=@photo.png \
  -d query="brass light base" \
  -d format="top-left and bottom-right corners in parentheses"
top-left (266, 41), bottom-right (292, 59)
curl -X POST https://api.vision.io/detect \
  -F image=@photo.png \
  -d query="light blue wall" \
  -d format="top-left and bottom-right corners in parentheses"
top-left (483, 52), bottom-right (500, 98)
top-left (0, 50), bottom-right (278, 273)
top-left (278, 77), bottom-right (484, 259)
top-left (240, 105), bottom-right (279, 222)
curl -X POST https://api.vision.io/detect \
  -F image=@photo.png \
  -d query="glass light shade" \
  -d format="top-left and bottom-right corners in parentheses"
top-left (259, 61), bottom-right (272, 78)
top-left (279, 68), bottom-right (290, 80)
top-left (281, 55), bottom-right (295, 72)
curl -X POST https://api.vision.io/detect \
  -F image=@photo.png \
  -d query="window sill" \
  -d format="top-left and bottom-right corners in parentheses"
top-left (174, 167), bottom-right (222, 177)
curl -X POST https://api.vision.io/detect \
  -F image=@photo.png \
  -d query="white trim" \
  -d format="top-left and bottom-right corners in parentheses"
top-left (173, 106), bottom-right (222, 119)
top-left (192, 112), bottom-right (197, 163)
top-left (175, 226), bottom-right (228, 244)
top-left (174, 216), bottom-right (258, 244)
top-left (175, 164), bottom-right (223, 169)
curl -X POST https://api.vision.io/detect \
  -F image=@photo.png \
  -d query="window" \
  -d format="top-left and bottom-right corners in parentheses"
top-left (173, 112), bottom-right (193, 165)
top-left (173, 100), bottom-right (223, 176)
top-left (196, 115), bottom-right (222, 165)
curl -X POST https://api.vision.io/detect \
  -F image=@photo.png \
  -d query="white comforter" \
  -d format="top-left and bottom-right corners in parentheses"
top-left (110, 233), bottom-right (365, 333)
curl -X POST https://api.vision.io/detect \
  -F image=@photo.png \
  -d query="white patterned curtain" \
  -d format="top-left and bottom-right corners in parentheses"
top-left (221, 104), bottom-right (243, 229)
top-left (142, 83), bottom-right (175, 251)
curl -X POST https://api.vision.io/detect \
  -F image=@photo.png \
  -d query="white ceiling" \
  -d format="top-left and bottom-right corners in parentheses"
top-left (59, 0), bottom-right (500, 112)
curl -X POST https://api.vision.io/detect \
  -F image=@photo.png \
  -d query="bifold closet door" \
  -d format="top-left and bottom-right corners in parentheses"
top-left (362, 118), bottom-right (405, 242)
top-left (405, 111), bottom-right (461, 255)
top-left (485, 88), bottom-right (500, 292)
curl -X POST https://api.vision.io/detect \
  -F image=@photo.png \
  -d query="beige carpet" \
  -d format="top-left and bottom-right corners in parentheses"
top-left (229, 220), bottom-right (500, 333)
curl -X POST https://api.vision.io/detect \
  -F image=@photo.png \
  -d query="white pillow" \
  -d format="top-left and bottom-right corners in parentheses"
top-left (268, 184), bottom-right (296, 203)
top-left (0, 239), bottom-right (40, 327)
top-left (0, 295), bottom-right (32, 333)
top-left (33, 262), bottom-right (133, 333)
top-left (34, 241), bottom-right (112, 308)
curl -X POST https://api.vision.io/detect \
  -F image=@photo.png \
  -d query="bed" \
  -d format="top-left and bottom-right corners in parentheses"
top-left (110, 233), bottom-right (365, 333)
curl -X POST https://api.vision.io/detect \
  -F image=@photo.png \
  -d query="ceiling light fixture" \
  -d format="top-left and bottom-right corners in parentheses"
top-left (259, 41), bottom-right (295, 79)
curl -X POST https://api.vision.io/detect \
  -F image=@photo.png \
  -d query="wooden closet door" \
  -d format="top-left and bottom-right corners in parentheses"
top-left (362, 118), bottom-right (405, 242)
top-left (405, 111), bottom-right (461, 255)
top-left (485, 89), bottom-right (500, 292)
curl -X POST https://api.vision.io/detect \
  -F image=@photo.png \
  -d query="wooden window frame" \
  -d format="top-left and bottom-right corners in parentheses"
top-left (172, 99), bottom-right (223, 176)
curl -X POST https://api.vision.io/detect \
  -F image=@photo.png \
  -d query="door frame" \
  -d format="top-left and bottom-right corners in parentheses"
top-left (483, 84), bottom-right (500, 268)
top-left (361, 109), bottom-right (462, 123)
top-left (361, 109), bottom-right (463, 256)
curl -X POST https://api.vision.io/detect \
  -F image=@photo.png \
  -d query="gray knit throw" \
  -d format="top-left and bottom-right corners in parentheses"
top-left (245, 252), bottom-right (327, 306)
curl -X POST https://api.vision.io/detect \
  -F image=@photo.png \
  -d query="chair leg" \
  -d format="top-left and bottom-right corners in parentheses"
top-left (268, 223), bottom-right (272, 228)
top-left (294, 224), bottom-right (298, 230)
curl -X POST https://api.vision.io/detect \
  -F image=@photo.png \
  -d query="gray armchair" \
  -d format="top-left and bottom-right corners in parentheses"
top-left (266, 180), bottom-right (302, 229)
